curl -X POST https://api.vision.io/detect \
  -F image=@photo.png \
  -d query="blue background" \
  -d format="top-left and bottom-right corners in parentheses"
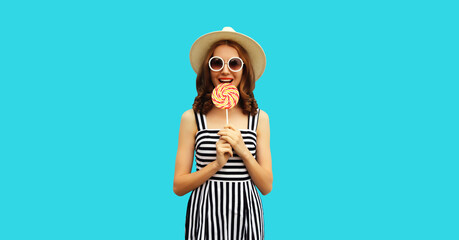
top-left (1, 0), bottom-right (458, 239)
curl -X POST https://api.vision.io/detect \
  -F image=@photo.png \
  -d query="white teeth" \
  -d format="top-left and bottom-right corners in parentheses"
top-left (219, 79), bottom-right (233, 83)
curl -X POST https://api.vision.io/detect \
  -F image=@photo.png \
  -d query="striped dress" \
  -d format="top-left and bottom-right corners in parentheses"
top-left (185, 109), bottom-right (264, 240)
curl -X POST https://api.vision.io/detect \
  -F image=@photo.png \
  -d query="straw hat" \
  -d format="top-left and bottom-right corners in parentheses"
top-left (189, 27), bottom-right (266, 81)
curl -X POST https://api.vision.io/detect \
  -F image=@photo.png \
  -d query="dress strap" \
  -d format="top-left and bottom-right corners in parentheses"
top-left (248, 108), bottom-right (260, 132)
top-left (194, 110), bottom-right (207, 131)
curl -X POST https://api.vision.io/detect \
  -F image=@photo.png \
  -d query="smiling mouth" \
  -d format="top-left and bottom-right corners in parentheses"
top-left (219, 78), bottom-right (233, 83)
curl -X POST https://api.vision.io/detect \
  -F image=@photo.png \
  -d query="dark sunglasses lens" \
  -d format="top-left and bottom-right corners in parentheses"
top-left (229, 58), bottom-right (242, 71)
top-left (210, 58), bottom-right (223, 70)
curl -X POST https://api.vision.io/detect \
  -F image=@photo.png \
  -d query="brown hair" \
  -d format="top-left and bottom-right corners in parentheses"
top-left (192, 40), bottom-right (258, 115)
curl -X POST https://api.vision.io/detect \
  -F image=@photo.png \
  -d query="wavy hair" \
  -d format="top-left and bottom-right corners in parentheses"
top-left (192, 40), bottom-right (258, 116)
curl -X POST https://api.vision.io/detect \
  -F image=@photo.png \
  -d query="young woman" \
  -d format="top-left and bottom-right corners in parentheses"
top-left (174, 27), bottom-right (273, 240)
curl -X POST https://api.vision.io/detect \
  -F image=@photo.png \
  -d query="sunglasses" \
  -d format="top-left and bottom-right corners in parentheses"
top-left (208, 56), bottom-right (244, 72)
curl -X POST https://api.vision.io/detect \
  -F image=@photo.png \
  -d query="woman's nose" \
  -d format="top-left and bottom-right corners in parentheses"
top-left (221, 63), bottom-right (230, 74)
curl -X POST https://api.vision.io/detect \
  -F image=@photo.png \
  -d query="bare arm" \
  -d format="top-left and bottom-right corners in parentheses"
top-left (173, 109), bottom-right (232, 196)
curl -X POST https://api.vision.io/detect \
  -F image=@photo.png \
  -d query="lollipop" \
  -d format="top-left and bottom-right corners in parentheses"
top-left (212, 83), bottom-right (240, 124)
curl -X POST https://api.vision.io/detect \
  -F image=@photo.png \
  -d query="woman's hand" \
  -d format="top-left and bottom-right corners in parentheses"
top-left (217, 124), bottom-right (248, 156)
top-left (215, 139), bottom-right (233, 168)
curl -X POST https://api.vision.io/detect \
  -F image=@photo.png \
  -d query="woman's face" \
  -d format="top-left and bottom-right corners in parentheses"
top-left (210, 45), bottom-right (243, 88)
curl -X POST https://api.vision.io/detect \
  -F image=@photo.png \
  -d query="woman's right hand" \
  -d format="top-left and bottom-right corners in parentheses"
top-left (215, 139), bottom-right (233, 168)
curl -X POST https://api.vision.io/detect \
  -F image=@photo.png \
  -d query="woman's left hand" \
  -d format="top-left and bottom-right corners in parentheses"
top-left (217, 124), bottom-right (248, 156)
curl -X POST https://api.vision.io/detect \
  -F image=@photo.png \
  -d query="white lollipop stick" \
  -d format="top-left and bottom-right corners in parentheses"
top-left (226, 109), bottom-right (229, 125)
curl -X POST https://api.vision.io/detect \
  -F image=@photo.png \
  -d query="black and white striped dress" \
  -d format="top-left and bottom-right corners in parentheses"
top-left (185, 109), bottom-right (264, 240)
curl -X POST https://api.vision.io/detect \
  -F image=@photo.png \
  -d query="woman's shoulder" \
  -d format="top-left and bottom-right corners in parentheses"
top-left (258, 109), bottom-right (269, 121)
top-left (181, 109), bottom-right (195, 120)
top-left (180, 109), bottom-right (198, 132)
top-left (257, 109), bottom-right (270, 134)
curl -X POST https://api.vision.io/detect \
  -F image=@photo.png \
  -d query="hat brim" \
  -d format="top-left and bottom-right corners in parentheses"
top-left (190, 30), bottom-right (266, 81)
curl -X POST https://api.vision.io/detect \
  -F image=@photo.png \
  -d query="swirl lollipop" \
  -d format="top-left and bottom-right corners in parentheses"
top-left (212, 83), bottom-right (240, 124)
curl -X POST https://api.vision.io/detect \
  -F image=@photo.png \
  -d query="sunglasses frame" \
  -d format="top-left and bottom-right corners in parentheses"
top-left (208, 56), bottom-right (244, 72)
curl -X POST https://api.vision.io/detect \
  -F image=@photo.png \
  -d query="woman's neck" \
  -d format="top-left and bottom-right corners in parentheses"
top-left (210, 106), bottom-right (242, 114)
